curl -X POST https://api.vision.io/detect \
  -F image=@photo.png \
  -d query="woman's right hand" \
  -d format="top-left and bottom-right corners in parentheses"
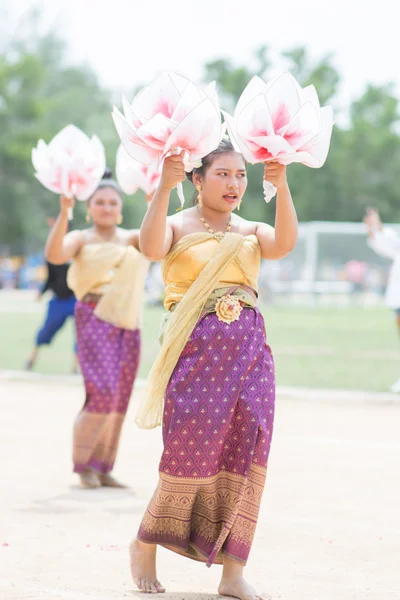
top-left (160, 151), bottom-right (186, 192)
top-left (60, 195), bottom-right (75, 216)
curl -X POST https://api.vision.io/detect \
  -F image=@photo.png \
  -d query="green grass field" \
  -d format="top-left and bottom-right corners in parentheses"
top-left (1, 291), bottom-right (399, 392)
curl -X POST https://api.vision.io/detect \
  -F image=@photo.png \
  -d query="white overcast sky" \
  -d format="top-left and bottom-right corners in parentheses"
top-left (5, 0), bottom-right (400, 116)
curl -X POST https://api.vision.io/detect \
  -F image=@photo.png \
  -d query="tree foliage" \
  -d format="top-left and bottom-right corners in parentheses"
top-left (1, 16), bottom-right (400, 254)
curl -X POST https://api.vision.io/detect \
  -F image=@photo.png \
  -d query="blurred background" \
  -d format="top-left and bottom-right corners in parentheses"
top-left (1, 0), bottom-right (400, 392)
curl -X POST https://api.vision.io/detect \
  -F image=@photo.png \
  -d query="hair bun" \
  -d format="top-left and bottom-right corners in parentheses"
top-left (102, 168), bottom-right (113, 180)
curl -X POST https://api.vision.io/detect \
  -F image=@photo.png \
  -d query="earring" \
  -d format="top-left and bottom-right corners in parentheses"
top-left (85, 212), bottom-right (92, 224)
top-left (117, 214), bottom-right (123, 225)
top-left (196, 186), bottom-right (202, 208)
top-left (237, 199), bottom-right (242, 211)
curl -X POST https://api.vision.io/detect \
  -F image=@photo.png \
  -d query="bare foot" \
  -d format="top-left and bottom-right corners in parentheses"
top-left (79, 469), bottom-right (101, 489)
top-left (99, 473), bottom-right (127, 488)
top-left (218, 576), bottom-right (269, 600)
top-left (129, 539), bottom-right (165, 594)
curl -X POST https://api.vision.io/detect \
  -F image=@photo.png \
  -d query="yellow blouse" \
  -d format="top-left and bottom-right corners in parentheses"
top-left (163, 233), bottom-right (261, 310)
top-left (67, 243), bottom-right (149, 330)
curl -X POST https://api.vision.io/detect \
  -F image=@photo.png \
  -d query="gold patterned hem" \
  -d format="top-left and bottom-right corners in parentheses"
top-left (137, 463), bottom-right (267, 566)
top-left (159, 542), bottom-right (247, 567)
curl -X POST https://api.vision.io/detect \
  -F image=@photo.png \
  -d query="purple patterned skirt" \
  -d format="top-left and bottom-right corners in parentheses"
top-left (138, 307), bottom-right (275, 566)
top-left (73, 301), bottom-right (141, 474)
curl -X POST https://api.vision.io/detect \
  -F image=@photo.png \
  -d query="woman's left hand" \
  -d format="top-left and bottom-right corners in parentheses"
top-left (264, 161), bottom-right (288, 191)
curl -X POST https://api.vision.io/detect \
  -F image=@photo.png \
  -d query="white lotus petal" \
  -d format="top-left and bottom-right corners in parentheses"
top-left (34, 171), bottom-right (62, 195)
top-left (131, 71), bottom-right (183, 122)
top-left (248, 134), bottom-right (294, 159)
top-left (60, 167), bottom-right (70, 198)
top-left (140, 163), bottom-right (162, 196)
top-left (116, 145), bottom-right (140, 195)
top-left (171, 81), bottom-right (207, 123)
top-left (204, 81), bottom-right (217, 102)
top-left (164, 97), bottom-right (221, 162)
top-left (273, 122), bottom-right (333, 168)
top-left (264, 72), bottom-right (303, 133)
top-left (296, 123), bottom-right (334, 167)
top-left (275, 151), bottom-right (319, 167)
top-left (116, 145), bottom-right (161, 196)
top-left (85, 135), bottom-right (106, 172)
top-left (135, 113), bottom-right (173, 149)
top-left (236, 93), bottom-right (274, 139)
top-left (279, 101), bottom-right (321, 149)
top-left (32, 142), bottom-right (50, 172)
top-left (48, 125), bottom-right (88, 153)
top-left (122, 95), bottom-right (142, 129)
top-left (301, 85), bottom-right (320, 112)
top-left (112, 110), bottom-right (159, 164)
top-left (75, 178), bottom-right (99, 201)
top-left (169, 71), bottom-right (191, 94)
top-left (222, 111), bottom-right (255, 162)
top-left (112, 105), bottom-right (126, 121)
top-left (235, 76), bottom-right (267, 118)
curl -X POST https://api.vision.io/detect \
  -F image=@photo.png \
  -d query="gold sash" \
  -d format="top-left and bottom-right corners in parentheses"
top-left (158, 286), bottom-right (257, 345)
top-left (135, 233), bottom-right (246, 429)
top-left (67, 243), bottom-right (149, 330)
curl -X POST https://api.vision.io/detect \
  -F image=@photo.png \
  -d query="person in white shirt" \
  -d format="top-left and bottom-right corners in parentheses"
top-left (364, 208), bottom-right (400, 392)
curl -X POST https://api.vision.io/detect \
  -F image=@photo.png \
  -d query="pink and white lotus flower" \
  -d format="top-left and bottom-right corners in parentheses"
top-left (32, 125), bottom-right (106, 207)
top-left (112, 71), bottom-right (223, 207)
top-left (115, 144), bottom-right (161, 200)
top-left (223, 72), bottom-right (334, 201)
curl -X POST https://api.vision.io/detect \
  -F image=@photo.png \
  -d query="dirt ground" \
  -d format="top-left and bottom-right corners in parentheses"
top-left (0, 376), bottom-right (399, 600)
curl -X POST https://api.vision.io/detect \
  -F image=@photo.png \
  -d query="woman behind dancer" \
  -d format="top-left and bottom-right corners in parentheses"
top-left (25, 218), bottom-right (77, 373)
top-left (45, 171), bottom-right (148, 488)
top-left (131, 140), bottom-right (298, 599)
top-left (364, 207), bottom-right (400, 392)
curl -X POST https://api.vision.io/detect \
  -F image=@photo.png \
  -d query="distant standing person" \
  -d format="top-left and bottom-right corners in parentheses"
top-left (25, 219), bottom-right (77, 372)
top-left (344, 259), bottom-right (367, 298)
top-left (364, 208), bottom-right (400, 392)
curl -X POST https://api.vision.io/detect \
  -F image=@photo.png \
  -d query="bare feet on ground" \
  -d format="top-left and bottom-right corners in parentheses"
top-left (79, 469), bottom-right (101, 488)
top-left (129, 538), bottom-right (165, 594)
top-left (98, 473), bottom-right (127, 488)
top-left (219, 576), bottom-right (270, 600)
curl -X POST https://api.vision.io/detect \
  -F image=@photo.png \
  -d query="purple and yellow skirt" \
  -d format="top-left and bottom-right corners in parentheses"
top-left (138, 307), bottom-right (275, 566)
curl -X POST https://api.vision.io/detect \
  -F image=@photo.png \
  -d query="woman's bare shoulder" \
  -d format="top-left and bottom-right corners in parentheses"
top-left (168, 207), bottom-right (199, 242)
top-left (230, 214), bottom-right (259, 236)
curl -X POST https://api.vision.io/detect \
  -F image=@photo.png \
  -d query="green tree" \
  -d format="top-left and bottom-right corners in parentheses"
top-left (0, 12), bottom-right (141, 254)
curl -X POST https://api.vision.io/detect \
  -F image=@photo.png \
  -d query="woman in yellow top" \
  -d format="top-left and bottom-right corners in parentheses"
top-left (45, 171), bottom-right (148, 489)
top-left (131, 140), bottom-right (298, 599)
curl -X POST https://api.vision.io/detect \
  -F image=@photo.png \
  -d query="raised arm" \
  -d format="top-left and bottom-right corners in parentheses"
top-left (139, 152), bottom-right (185, 261)
top-left (45, 196), bottom-right (83, 264)
top-left (255, 162), bottom-right (298, 260)
top-left (364, 208), bottom-right (400, 259)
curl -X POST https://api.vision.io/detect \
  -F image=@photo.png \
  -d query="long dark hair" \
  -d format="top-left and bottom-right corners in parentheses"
top-left (186, 139), bottom-right (245, 205)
